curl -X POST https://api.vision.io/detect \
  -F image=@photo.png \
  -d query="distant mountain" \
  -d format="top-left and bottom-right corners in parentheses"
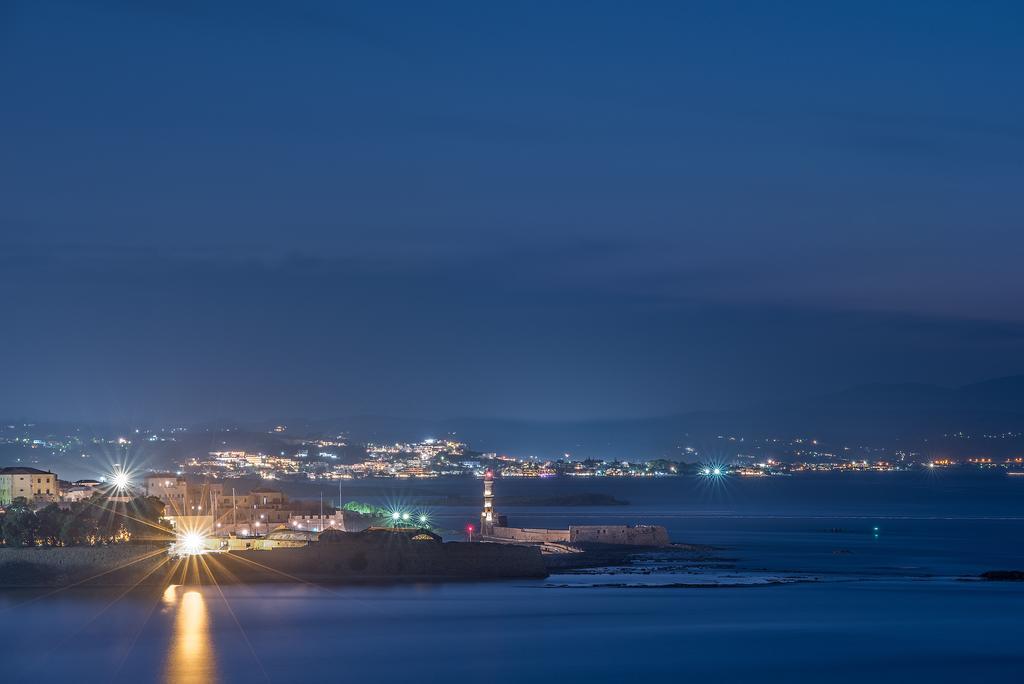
top-left (338, 375), bottom-right (1024, 459)
top-left (12, 376), bottom-right (1024, 469)
top-left (958, 375), bottom-right (1024, 412)
top-left (771, 375), bottom-right (1024, 440)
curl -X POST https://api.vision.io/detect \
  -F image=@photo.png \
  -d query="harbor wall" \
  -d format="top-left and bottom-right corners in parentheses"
top-left (0, 534), bottom-right (549, 586)
top-left (488, 526), bottom-right (571, 543)
top-left (225, 534), bottom-right (547, 582)
top-left (0, 544), bottom-right (170, 586)
top-left (569, 525), bottom-right (670, 546)
top-left (487, 524), bottom-right (670, 546)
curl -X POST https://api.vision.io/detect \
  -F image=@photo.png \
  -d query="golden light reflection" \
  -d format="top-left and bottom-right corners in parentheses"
top-left (164, 587), bottom-right (218, 683)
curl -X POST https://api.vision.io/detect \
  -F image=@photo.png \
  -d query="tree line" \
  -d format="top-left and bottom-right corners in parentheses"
top-left (0, 495), bottom-right (167, 547)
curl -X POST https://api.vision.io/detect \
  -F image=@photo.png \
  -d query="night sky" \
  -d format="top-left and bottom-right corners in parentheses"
top-left (3, 1), bottom-right (1024, 424)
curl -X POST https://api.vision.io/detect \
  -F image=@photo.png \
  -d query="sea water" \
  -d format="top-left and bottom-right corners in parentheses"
top-left (2, 472), bottom-right (1022, 683)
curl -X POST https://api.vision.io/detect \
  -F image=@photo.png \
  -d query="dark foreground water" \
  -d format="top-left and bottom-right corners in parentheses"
top-left (2, 472), bottom-right (1023, 683)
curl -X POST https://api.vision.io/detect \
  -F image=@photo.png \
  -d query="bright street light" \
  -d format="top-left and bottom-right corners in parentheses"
top-left (112, 470), bottom-right (130, 491)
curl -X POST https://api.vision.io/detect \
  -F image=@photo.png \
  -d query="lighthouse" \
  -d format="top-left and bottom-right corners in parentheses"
top-left (480, 470), bottom-right (495, 536)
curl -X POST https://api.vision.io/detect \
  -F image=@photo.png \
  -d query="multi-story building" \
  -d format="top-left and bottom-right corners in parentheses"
top-left (215, 487), bottom-right (294, 533)
top-left (62, 485), bottom-right (95, 502)
top-left (0, 467), bottom-right (59, 505)
top-left (144, 474), bottom-right (300, 536)
top-left (146, 475), bottom-right (227, 521)
top-left (145, 474), bottom-right (189, 514)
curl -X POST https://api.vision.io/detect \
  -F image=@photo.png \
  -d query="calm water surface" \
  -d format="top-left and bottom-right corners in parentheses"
top-left (2, 472), bottom-right (1022, 683)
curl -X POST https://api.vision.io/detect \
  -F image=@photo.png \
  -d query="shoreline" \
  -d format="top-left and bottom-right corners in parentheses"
top-left (0, 536), bottom-right (549, 587)
top-left (0, 540), bottom-right (713, 588)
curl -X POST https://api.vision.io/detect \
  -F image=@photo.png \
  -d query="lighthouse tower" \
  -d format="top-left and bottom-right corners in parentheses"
top-left (480, 470), bottom-right (496, 536)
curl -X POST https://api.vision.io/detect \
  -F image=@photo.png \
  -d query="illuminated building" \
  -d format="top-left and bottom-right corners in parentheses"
top-left (61, 485), bottom-right (95, 502)
top-left (214, 486), bottom-right (295, 533)
top-left (0, 467), bottom-right (59, 505)
top-left (146, 474), bottom-right (189, 512)
top-left (287, 511), bottom-right (370, 533)
top-left (145, 475), bottom-right (221, 520)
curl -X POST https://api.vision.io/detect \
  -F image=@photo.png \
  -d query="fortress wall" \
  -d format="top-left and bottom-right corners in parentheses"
top-left (0, 544), bottom-right (171, 586)
top-left (224, 537), bottom-right (548, 582)
top-left (0, 536), bottom-right (551, 586)
top-left (569, 525), bottom-right (670, 546)
top-left (488, 526), bottom-right (571, 543)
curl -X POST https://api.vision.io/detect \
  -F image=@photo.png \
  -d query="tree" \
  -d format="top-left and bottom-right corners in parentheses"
top-left (342, 501), bottom-right (388, 517)
top-left (1, 498), bottom-right (39, 547)
top-left (118, 496), bottom-right (169, 542)
top-left (35, 504), bottom-right (68, 546)
top-left (59, 501), bottom-right (100, 546)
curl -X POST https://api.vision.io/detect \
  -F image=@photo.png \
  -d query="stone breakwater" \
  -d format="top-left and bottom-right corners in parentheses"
top-left (0, 536), bottom-right (549, 587)
top-left (224, 534), bottom-right (548, 583)
top-left (486, 524), bottom-right (671, 546)
top-left (0, 544), bottom-right (170, 587)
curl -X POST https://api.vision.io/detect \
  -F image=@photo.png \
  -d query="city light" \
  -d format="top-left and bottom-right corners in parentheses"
top-left (112, 471), bottom-right (130, 490)
top-left (700, 465), bottom-right (725, 478)
top-left (174, 531), bottom-right (208, 556)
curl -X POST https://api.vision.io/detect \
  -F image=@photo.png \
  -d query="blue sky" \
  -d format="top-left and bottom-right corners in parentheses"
top-left (3, 1), bottom-right (1024, 422)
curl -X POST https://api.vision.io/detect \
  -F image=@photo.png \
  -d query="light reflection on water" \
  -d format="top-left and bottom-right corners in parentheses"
top-left (163, 585), bottom-right (218, 684)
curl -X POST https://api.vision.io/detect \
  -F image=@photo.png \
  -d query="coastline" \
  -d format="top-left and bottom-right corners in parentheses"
top-left (0, 537), bottom-right (550, 588)
top-left (0, 540), bottom-right (719, 588)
